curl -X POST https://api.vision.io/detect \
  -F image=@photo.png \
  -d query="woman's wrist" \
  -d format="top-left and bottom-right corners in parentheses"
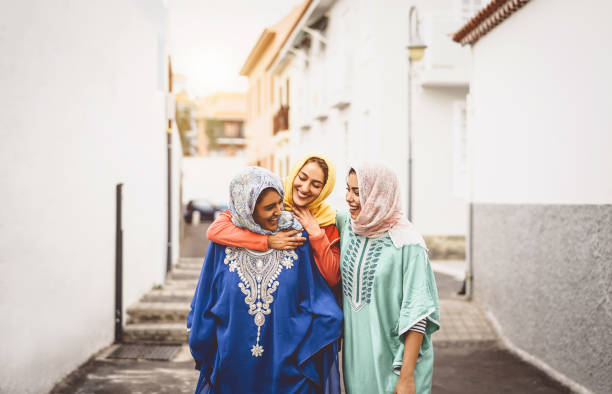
top-left (398, 372), bottom-right (415, 381)
top-left (306, 225), bottom-right (322, 237)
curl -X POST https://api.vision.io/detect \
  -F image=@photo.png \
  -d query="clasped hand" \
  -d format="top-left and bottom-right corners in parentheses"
top-left (292, 207), bottom-right (322, 237)
top-left (267, 230), bottom-right (306, 250)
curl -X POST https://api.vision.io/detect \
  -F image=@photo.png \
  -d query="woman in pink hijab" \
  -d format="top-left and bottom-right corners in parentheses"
top-left (338, 162), bottom-right (440, 394)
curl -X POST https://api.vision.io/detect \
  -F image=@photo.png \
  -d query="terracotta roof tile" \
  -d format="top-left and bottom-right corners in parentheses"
top-left (453, 0), bottom-right (532, 46)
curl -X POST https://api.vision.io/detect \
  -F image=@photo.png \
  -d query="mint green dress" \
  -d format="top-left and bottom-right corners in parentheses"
top-left (337, 211), bottom-right (440, 394)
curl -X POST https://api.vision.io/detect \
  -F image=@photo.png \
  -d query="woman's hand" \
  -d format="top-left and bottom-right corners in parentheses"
top-left (292, 207), bottom-right (322, 237)
top-left (267, 230), bottom-right (306, 250)
top-left (394, 375), bottom-right (416, 394)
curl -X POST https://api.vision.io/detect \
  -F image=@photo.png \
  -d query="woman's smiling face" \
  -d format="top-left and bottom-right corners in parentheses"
top-left (292, 161), bottom-right (325, 208)
top-left (252, 188), bottom-right (283, 232)
top-left (346, 171), bottom-right (361, 219)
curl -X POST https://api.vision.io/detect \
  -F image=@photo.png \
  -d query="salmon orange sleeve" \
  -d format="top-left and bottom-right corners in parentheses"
top-left (206, 210), bottom-right (268, 251)
top-left (308, 224), bottom-right (341, 287)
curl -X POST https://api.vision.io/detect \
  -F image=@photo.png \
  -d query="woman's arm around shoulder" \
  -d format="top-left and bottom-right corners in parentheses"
top-left (206, 210), bottom-right (268, 251)
top-left (207, 210), bottom-right (306, 251)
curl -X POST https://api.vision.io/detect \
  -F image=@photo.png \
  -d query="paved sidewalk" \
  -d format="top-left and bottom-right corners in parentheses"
top-left (50, 345), bottom-right (199, 394)
top-left (431, 269), bottom-right (570, 394)
top-left (435, 299), bottom-right (498, 343)
top-left (430, 259), bottom-right (498, 344)
top-left (51, 250), bottom-right (570, 393)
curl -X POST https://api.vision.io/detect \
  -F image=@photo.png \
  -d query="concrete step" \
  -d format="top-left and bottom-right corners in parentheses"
top-left (142, 288), bottom-right (195, 303)
top-left (168, 268), bottom-right (200, 281)
top-left (126, 302), bottom-right (190, 324)
top-left (163, 279), bottom-right (199, 289)
top-left (123, 323), bottom-right (188, 344)
top-left (178, 257), bottom-right (205, 265)
top-left (175, 262), bottom-right (203, 271)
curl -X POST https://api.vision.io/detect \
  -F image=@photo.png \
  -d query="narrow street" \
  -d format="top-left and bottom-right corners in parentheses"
top-left (431, 269), bottom-right (570, 394)
top-left (49, 222), bottom-right (212, 394)
top-left (52, 222), bottom-right (569, 394)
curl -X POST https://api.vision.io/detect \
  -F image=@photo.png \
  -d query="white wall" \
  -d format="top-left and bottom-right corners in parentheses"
top-left (414, 87), bottom-right (468, 235)
top-left (0, 1), bottom-right (170, 392)
top-left (469, 0), bottom-right (612, 205)
top-left (466, 2), bottom-right (612, 392)
top-left (286, 0), bottom-right (468, 235)
top-left (182, 157), bottom-right (247, 206)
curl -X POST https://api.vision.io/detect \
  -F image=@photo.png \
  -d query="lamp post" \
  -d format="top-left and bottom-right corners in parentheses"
top-left (406, 6), bottom-right (426, 222)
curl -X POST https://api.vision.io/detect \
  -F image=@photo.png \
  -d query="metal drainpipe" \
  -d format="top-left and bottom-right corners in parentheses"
top-left (166, 126), bottom-right (172, 274)
top-left (166, 57), bottom-right (173, 274)
top-left (407, 56), bottom-right (413, 222)
top-left (466, 202), bottom-right (474, 300)
top-left (115, 183), bottom-right (123, 343)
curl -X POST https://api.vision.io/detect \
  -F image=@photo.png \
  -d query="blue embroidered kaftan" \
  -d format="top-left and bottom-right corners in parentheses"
top-left (188, 235), bottom-right (342, 394)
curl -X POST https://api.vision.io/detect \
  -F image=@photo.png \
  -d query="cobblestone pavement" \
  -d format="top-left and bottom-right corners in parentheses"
top-left (430, 260), bottom-right (498, 343)
top-left (435, 299), bottom-right (498, 343)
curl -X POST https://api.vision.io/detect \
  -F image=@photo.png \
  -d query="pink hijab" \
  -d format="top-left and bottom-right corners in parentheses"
top-left (351, 162), bottom-right (426, 249)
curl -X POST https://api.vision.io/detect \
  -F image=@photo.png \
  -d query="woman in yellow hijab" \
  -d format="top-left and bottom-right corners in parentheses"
top-left (283, 155), bottom-right (336, 225)
top-left (206, 154), bottom-right (341, 287)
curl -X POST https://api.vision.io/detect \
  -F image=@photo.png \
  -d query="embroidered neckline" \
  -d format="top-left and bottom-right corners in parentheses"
top-left (341, 228), bottom-right (393, 312)
top-left (224, 247), bottom-right (298, 357)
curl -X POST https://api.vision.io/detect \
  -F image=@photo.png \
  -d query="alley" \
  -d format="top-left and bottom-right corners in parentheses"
top-left (5, 1), bottom-right (611, 393)
top-left (51, 224), bottom-right (570, 393)
top-left (431, 271), bottom-right (570, 394)
top-left (49, 223), bottom-right (213, 394)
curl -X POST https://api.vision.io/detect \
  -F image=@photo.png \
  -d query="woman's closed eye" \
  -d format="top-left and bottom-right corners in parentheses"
top-left (264, 199), bottom-right (282, 211)
top-left (299, 172), bottom-right (322, 189)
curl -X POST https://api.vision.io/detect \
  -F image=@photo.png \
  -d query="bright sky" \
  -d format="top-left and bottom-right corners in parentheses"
top-left (167, 0), bottom-right (304, 98)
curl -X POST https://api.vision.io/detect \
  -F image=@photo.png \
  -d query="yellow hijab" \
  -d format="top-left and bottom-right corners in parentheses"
top-left (283, 154), bottom-right (337, 227)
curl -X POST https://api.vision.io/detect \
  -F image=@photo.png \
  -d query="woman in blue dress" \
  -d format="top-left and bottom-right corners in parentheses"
top-left (187, 166), bottom-right (343, 394)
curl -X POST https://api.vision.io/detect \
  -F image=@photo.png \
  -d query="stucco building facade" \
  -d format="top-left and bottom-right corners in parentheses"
top-left (454, 1), bottom-right (612, 392)
top-left (266, 0), bottom-right (483, 252)
top-left (0, 1), bottom-right (181, 392)
top-left (194, 92), bottom-right (246, 157)
top-left (240, 1), bottom-right (311, 172)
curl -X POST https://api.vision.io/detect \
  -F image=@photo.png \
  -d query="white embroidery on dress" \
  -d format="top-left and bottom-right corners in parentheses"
top-left (224, 247), bottom-right (298, 357)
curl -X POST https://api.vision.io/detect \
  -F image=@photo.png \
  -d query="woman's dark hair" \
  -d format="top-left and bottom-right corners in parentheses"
top-left (348, 167), bottom-right (356, 176)
top-left (255, 187), bottom-right (278, 206)
top-left (304, 157), bottom-right (329, 185)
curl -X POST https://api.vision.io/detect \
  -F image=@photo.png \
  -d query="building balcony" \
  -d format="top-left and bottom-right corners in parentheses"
top-left (273, 105), bottom-right (289, 135)
top-left (417, 14), bottom-right (472, 88)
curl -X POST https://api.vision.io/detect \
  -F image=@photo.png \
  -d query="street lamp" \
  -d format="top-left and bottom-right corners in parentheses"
top-left (406, 6), bottom-right (426, 222)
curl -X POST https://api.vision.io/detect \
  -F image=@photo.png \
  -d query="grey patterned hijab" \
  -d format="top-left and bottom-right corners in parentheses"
top-left (228, 166), bottom-right (302, 235)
